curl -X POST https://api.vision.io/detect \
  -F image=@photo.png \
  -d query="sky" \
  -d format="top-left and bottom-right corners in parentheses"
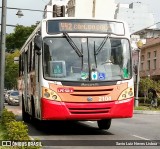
top-left (1, 0), bottom-right (51, 33)
top-left (1, 0), bottom-right (160, 33)
top-left (115, 0), bottom-right (160, 22)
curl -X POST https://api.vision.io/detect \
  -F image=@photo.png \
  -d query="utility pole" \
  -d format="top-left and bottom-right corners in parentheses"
top-left (135, 49), bottom-right (140, 107)
top-left (135, 40), bottom-right (143, 107)
top-left (0, 0), bottom-right (7, 116)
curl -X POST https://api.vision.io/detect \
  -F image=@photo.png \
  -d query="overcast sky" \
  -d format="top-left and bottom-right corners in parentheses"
top-left (1, 0), bottom-right (160, 33)
top-left (1, 0), bottom-right (51, 33)
top-left (115, 0), bottom-right (160, 22)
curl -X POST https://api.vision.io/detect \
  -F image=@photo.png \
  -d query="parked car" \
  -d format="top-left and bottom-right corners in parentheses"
top-left (4, 89), bottom-right (7, 103)
top-left (5, 90), bottom-right (12, 103)
top-left (8, 91), bottom-right (19, 106)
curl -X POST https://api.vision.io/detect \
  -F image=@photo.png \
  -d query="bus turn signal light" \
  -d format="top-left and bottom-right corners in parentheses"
top-left (42, 87), bottom-right (61, 101)
top-left (118, 87), bottom-right (134, 100)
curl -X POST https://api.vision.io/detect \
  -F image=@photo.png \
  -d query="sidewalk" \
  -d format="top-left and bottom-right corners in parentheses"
top-left (134, 110), bottom-right (160, 114)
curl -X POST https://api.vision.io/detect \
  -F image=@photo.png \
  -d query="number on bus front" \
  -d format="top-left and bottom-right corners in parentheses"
top-left (99, 96), bottom-right (112, 101)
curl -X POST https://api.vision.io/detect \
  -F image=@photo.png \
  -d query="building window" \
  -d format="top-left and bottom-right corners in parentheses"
top-left (153, 59), bottom-right (156, 69)
top-left (147, 60), bottom-right (150, 70)
top-left (141, 62), bottom-right (143, 71)
top-left (147, 52), bottom-right (150, 59)
top-left (141, 55), bottom-right (144, 61)
top-left (154, 51), bottom-right (157, 57)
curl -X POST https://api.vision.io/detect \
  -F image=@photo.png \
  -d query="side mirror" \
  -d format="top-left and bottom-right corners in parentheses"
top-left (34, 34), bottom-right (42, 51)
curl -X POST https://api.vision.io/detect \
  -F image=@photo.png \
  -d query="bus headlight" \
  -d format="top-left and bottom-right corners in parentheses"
top-left (128, 91), bottom-right (133, 96)
top-left (42, 87), bottom-right (61, 101)
top-left (44, 91), bottom-right (50, 98)
top-left (122, 94), bottom-right (126, 98)
top-left (52, 95), bottom-right (57, 100)
top-left (118, 87), bottom-right (134, 100)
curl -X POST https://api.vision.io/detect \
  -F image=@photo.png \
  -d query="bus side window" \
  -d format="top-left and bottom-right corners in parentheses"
top-left (31, 42), bottom-right (35, 71)
top-left (43, 43), bottom-right (51, 75)
top-left (19, 55), bottom-right (21, 77)
top-left (22, 52), bottom-right (24, 75)
top-left (27, 46), bottom-right (30, 73)
top-left (29, 42), bottom-right (32, 72)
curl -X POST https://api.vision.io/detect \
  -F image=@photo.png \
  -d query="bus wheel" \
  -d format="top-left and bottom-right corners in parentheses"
top-left (97, 119), bottom-right (111, 130)
top-left (22, 99), bottom-right (30, 122)
top-left (31, 97), bottom-right (36, 123)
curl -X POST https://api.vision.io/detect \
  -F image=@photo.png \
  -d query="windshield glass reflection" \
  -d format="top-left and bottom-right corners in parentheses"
top-left (43, 37), bottom-right (131, 82)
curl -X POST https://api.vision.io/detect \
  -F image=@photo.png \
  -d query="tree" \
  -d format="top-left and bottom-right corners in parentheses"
top-left (5, 50), bottom-right (20, 89)
top-left (139, 77), bottom-right (154, 102)
top-left (139, 77), bottom-right (160, 103)
top-left (6, 25), bottom-right (36, 52)
top-left (5, 24), bottom-right (36, 89)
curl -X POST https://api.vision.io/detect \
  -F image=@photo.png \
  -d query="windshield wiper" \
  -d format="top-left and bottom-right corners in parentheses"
top-left (95, 35), bottom-right (110, 55)
top-left (94, 41), bottom-right (97, 68)
top-left (81, 43), bottom-right (84, 69)
top-left (63, 32), bottom-right (83, 57)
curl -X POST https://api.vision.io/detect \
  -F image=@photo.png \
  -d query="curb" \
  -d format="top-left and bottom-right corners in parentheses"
top-left (134, 110), bottom-right (160, 115)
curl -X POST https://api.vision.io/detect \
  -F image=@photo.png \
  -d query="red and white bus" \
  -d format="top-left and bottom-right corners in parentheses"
top-left (18, 18), bottom-right (134, 130)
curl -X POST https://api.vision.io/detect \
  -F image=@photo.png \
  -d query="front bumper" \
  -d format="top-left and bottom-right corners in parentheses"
top-left (41, 97), bottom-right (134, 120)
top-left (10, 99), bottom-right (19, 105)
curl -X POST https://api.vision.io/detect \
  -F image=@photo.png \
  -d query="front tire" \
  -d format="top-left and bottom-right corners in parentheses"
top-left (97, 119), bottom-right (111, 130)
top-left (31, 97), bottom-right (37, 123)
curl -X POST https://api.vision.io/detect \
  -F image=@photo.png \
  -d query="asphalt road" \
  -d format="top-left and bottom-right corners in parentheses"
top-left (5, 104), bottom-right (160, 149)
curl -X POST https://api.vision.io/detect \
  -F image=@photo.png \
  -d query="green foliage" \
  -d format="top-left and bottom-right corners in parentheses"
top-left (157, 98), bottom-right (160, 106)
top-left (5, 50), bottom-right (20, 89)
top-left (1, 109), bottom-right (41, 149)
top-left (1, 108), bottom-right (16, 127)
top-left (6, 25), bottom-right (36, 52)
top-left (0, 123), bottom-right (6, 140)
top-left (134, 106), bottom-right (150, 110)
top-left (138, 97), bottom-right (150, 104)
top-left (138, 96), bottom-right (160, 108)
top-left (6, 121), bottom-right (29, 141)
top-left (139, 77), bottom-right (154, 94)
top-left (5, 121), bottom-right (41, 149)
top-left (5, 24), bottom-right (36, 89)
top-left (139, 77), bottom-right (160, 96)
top-left (155, 81), bottom-right (160, 93)
top-left (148, 92), bottom-right (153, 100)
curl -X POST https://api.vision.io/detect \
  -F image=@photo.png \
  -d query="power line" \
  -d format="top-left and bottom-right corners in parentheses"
top-left (0, 24), bottom-right (17, 27)
top-left (0, 6), bottom-right (53, 13)
top-left (0, 7), bottom-right (44, 12)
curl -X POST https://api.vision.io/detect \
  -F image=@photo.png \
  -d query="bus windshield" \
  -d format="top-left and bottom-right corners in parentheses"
top-left (43, 36), bottom-right (131, 82)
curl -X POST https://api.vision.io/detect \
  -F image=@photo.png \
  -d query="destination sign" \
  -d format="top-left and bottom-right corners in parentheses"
top-left (47, 19), bottom-right (125, 35)
top-left (59, 22), bottom-right (112, 32)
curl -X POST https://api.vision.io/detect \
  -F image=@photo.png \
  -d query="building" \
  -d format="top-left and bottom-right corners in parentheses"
top-left (43, 0), bottom-right (68, 18)
top-left (140, 38), bottom-right (160, 80)
top-left (115, 2), bottom-right (155, 33)
top-left (67, 0), bottom-right (116, 19)
top-left (132, 23), bottom-right (160, 80)
top-left (67, 0), bottom-right (93, 18)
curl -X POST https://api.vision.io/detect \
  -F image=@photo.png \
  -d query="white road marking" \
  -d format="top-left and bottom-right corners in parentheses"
top-left (87, 121), bottom-right (95, 124)
top-left (132, 135), bottom-right (150, 140)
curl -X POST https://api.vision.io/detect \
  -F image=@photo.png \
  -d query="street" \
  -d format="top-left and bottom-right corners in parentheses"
top-left (5, 103), bottom-right (160, 149)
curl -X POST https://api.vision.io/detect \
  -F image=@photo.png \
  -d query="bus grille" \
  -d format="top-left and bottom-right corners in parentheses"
top-left (70, 88), bottom-right (113, 96)
top-left (69, 107), bottom-right (111, 114)
top-left (65, 103), bottom-right (111, 114)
